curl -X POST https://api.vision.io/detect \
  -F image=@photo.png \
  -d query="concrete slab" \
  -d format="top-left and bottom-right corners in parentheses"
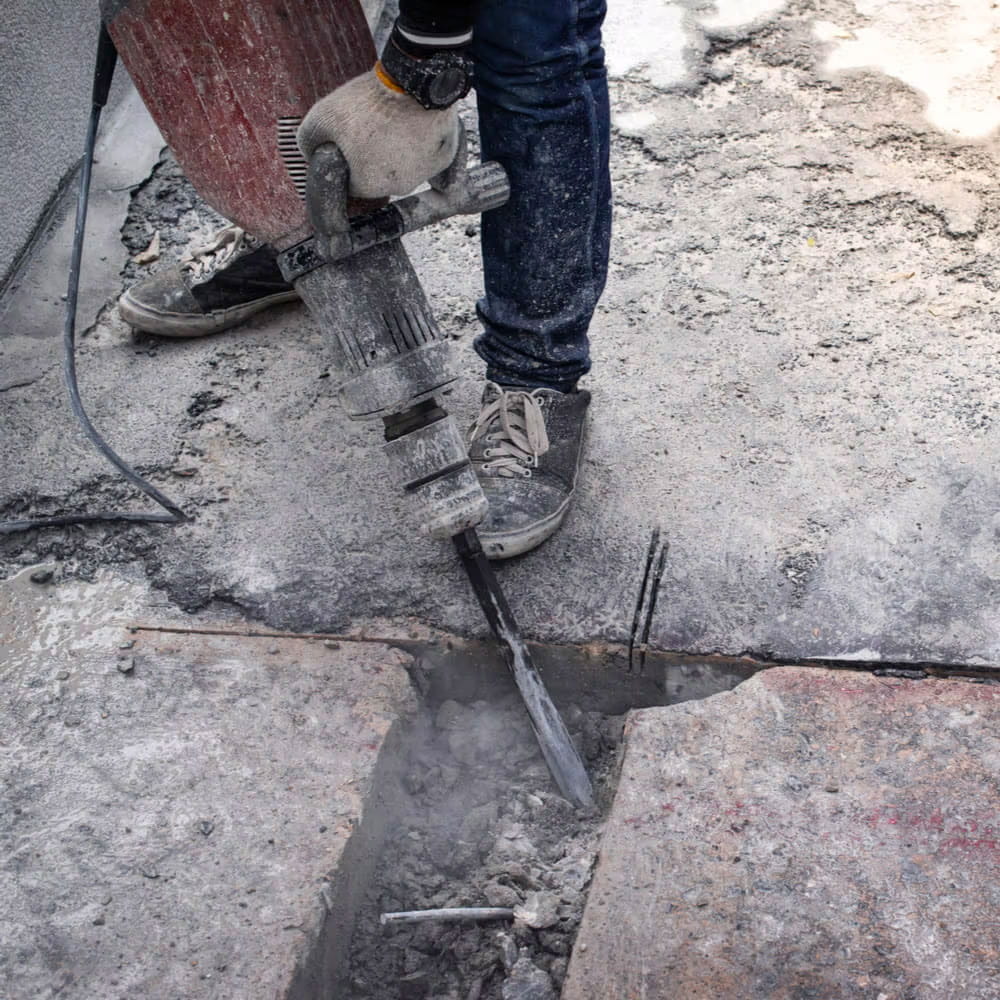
top-left (0, 564), bottom-right (417, 999)
top-left (0, 87), bottom-right (163, 391)
top-left (0, 0), bottom-right (130, 287)
top-left (2, 0), bottom-right (999, 668)
top-left (563, 667), bottom-right (1000, 999)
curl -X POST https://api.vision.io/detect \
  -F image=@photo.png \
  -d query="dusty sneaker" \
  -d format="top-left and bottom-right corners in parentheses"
top-left (118, 226), bottom-right (299, 337)
top-left (469, 382), bottom-right (590, 560)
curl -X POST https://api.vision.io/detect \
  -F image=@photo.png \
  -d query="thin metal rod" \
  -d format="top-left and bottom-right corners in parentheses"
top-left (453, 528), bottom-right (594, 809)
top-left (380, 907), bottom-right (514, 927)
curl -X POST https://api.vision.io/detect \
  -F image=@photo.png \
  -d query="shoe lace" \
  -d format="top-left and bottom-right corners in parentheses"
top-left (179, 225), bottom-right (253, 280)
top-left (470, 383), bottom-right (550, 478)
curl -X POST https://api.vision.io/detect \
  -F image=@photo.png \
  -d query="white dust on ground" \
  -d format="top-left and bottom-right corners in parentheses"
top-left (817, 0), bottom-right (1000, 139)
top-left (604, 0), bottom-right (1000, 140)
top-left (603, 0), bottom-right (789, 89)
top-left (603, 0), bottom-right (690, 88)
top-left (1, 565), bottom-right (150, 680)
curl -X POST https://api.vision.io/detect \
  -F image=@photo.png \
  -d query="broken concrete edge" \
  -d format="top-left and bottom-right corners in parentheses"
top-left (14, 558), bottom-right (998, 715)
top-left (1, 562), bottom-right (425, 999)
top-left (124, 616), bottom-right (1000, 707)
top-left (286, 709), bottom-right (411, 1000)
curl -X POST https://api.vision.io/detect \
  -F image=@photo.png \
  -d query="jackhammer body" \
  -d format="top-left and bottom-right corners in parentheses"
top-left (102, 0), bottom-right (593, 807)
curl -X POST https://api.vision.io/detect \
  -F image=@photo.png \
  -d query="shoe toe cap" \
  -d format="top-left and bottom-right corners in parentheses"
top-left (119, 265), bottom-right (201, 318)
top-left (476, 479), bottom-right (569, 558)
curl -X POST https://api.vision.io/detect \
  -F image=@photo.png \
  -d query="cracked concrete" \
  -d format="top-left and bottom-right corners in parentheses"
top-left (2, 0), bottom-right (999, 668)
top-left (565, 667), bottom-right (1000, 998)
top-left (0, 563), bottom-right (417, 1000)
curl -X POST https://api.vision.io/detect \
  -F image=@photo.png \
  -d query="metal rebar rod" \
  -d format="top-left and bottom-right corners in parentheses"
top-left (452, 528), bottom-right (594, 810)
top-left (380, 907), bottom-right (514, 927)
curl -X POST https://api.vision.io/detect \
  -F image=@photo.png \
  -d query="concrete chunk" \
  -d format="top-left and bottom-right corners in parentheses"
top-left (0, 567), bottom-right (417, 999)
top-left (565, 667), bottom-right (1000, 999)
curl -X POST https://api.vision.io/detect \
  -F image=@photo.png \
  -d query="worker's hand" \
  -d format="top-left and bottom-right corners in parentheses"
top-left (298, 68), bottom-right (459, 200)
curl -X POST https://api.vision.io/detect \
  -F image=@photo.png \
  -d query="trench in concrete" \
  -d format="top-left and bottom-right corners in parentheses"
top-left (222, 624), bottom-right (999, 999)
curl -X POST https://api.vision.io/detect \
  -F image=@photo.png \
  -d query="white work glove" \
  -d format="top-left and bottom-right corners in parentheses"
top-left (297, 68), bottom-right (459, 200)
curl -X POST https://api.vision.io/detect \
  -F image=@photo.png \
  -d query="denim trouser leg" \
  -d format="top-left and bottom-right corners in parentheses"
top-left (471, 0), bottom-right (611, 393)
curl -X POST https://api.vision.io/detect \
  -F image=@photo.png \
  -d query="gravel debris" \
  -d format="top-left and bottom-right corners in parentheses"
top-left (346, 694), bottom-right (623, 999)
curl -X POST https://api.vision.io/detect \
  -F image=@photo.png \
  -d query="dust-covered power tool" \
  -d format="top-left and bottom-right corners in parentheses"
top-left (101, 0), bottom-right (593, 807)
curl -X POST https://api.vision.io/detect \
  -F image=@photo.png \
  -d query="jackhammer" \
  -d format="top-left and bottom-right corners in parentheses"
top-left (97, 0), bottom-right (593, 807)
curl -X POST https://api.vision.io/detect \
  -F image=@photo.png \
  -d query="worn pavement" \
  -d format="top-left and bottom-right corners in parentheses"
top-left (0, 564), bottom-right (417, 999)
top-left (564, 667), bottom-right (1000, 999)
top-left (2, 0), bottom-right (999, 666)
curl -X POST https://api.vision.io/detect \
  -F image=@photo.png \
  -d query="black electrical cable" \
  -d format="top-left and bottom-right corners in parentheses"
top-left (1, 23), bottom-right (188, 535)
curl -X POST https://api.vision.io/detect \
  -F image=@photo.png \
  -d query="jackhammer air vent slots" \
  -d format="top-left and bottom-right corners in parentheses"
top-left (382, 306), bottom-right (442, 353)
top-left (277, 117), bottom-right (307, 199)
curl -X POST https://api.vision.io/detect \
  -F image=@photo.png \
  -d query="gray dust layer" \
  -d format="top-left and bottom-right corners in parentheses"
top-left (345, 694), bottom-right (623, 1000)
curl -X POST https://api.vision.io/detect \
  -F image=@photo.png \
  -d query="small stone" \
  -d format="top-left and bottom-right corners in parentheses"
top-left (101, 895), bottom-right (113, 906)
top-left (513, 891), bottom-right (560, 930)
top-left (501, 956), bottom-right (555, 1000)
top-left (268, 647), bottom-right (280, 655)
top-left (56, 671), bottom-right (70, 681)
top-left (319, 825), bottom-right (328, 833)
top-left (117, 657), bottom-right (135, 674)
top-left (706, 64), bottom-right (734, 83)
top-left (92, 913), bottom-right (106, 926)
top-left (484, 881), bottom-right (521, 909)
top-left (198, 820), bottom-right (214, 837)
top-left (118, 640), bottom-right (134, 650)
top-left (29, 569), bottom-right (53, 584)
top-left (323, 640), bottom-right (341, 650)
top-left (139, 866), bottom-right (159, 879)
top-left (825, 782), bottom-right (840, 793)
top-left (495, 931), bottom-right (519, 972)
top-left (538, 931), bottom-right (569, 956)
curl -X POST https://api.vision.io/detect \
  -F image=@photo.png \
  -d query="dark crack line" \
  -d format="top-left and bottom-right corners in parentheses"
top-left (0, 375), bottom-right (45, 393)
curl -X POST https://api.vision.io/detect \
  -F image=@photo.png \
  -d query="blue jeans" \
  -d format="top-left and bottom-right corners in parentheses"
top-left (471, 0), bottom-right (611, 393)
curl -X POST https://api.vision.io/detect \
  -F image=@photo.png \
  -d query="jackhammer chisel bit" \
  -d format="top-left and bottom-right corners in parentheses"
top-left (281, 126), bottom-right (594, 809)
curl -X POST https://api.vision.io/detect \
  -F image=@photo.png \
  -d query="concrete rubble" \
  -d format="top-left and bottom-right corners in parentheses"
top-left (564, 667), bottom-right (1000, 999)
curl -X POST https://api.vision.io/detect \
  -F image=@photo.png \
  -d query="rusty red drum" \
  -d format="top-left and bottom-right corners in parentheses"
top-left (102, 0), bottom-right (374, 247)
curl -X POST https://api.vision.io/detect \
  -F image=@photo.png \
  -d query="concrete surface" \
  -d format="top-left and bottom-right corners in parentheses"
top-left (0, 87), bottom-right (164, 391)
top-left (563, 667), bottom-right (1000, 999)
top-left (0, 0), bottom-right (122, 289)
top-left (0, 563), bottom-right (417, 999)
top-left (2, 0), bottom-right (1000, 668)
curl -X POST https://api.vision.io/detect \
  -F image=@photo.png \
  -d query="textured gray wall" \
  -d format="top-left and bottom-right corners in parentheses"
top-left (0, 0), bottom-right (113, 289)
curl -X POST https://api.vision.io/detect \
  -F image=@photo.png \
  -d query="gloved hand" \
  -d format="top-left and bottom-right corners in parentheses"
top-left (297, 67), bottom-right (459, 200)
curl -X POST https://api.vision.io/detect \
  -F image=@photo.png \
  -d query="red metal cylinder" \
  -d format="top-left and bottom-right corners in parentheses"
top-left (102, 0), bottom-right (375, 247)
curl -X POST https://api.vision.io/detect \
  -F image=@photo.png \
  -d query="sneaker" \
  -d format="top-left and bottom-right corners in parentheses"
top-left (468, 382), bottom-right (590, 560)
top-left (118, 226), bottom-right (299, 337)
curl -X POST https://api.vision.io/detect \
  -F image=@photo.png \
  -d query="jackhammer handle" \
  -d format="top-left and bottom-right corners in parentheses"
top-left (305, 126), bottom-right (510, 263)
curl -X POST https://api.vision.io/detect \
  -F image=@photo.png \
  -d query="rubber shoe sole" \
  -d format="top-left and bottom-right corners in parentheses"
top-left (118, 287), bottom-right (300, 338)
top-left (477, 497), bottom-right (573, 560)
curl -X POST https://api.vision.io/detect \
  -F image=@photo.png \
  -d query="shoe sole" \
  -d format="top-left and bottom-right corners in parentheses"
top-left (477, 496), bottom-right (573, 561)
top-left (118, 289), bottom-right (300, 338)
